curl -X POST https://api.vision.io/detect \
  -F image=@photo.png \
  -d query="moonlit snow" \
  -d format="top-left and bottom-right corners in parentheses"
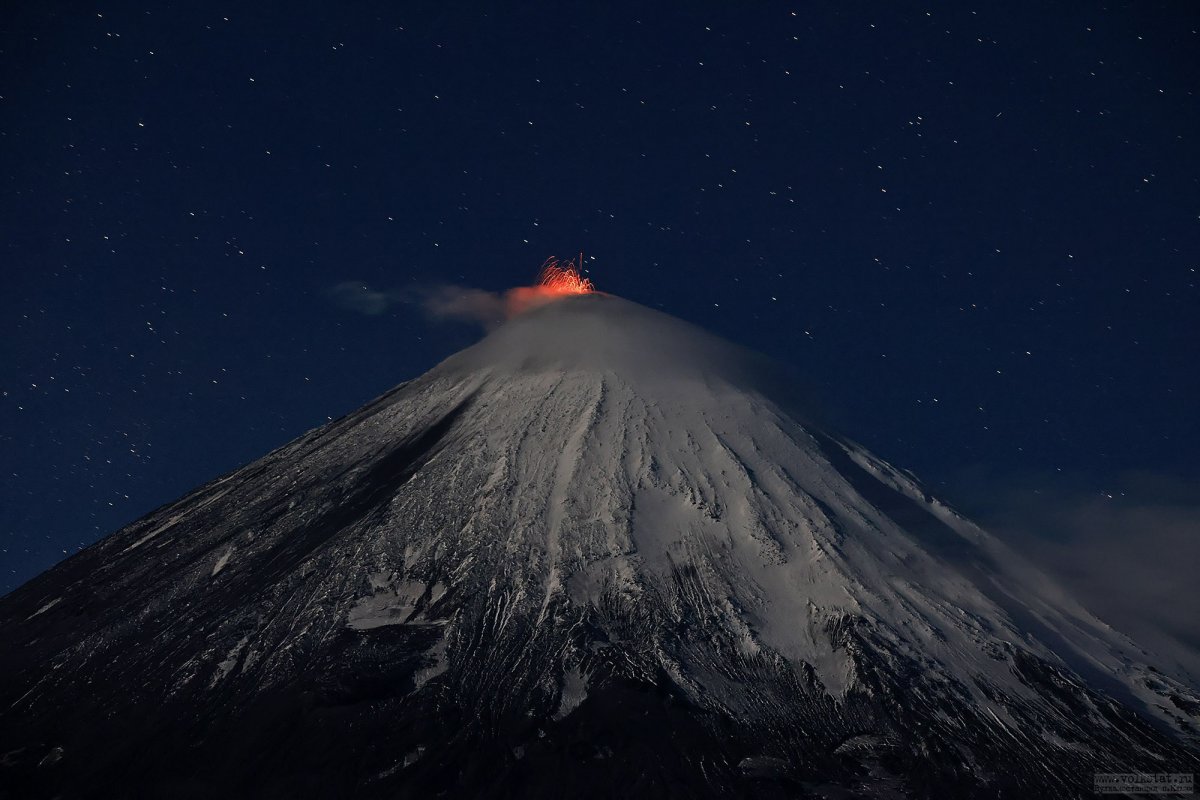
top-left (0, 293), bottom-right (1196, 798)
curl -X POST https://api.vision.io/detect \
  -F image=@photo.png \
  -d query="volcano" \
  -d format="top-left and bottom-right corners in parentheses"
top-left (1, 293), bottom-right (1196, 799)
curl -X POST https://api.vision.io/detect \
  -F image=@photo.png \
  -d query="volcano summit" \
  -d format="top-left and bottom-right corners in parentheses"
top-left (1, 293), bottom-right (1196, 798)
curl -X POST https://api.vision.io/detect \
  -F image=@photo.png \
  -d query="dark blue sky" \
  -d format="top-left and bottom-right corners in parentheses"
top-left (2, 2), bottom-right (1198, 595)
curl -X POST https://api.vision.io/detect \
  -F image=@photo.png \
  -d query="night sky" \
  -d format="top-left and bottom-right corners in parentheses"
top-left (2, 0), bottom-right (1198, 646)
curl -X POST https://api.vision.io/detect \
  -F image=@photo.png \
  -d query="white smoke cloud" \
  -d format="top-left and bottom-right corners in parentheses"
top-left (328, 279), bottom-right (575, 329)
top-left (420, 285), bottom-right (508, 328)
top-left (328, 281), bottom-right (400, 315)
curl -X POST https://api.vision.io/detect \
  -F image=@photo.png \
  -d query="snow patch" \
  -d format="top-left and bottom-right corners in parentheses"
top-left (211, 547), bottom-right (235, 577)
top-left (413, 635), bottom-right (450, 688)
top-left (123, 515), bottom-right (183, 552)
top-left (347, 578), bottom-right (431, 630)
top-left (553, 665), bottom-right (590, 720)
top-left (25, 597), bottom-right (61, 620)
top-left (403, 746), bottom-right (425, 768)
top-left (209, 636), bottom-right (250, 687)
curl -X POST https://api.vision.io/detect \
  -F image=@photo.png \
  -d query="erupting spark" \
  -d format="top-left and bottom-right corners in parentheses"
top-left (503, 255), bottom-right (595, 317)
top-left (429, 255), bottom-right (598, 326)
top-left (536, 256), bottom-right (595, 295)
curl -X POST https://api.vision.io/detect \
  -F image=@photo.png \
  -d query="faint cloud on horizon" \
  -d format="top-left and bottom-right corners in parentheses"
top-left (956, 469), bottom-right (1200, 681)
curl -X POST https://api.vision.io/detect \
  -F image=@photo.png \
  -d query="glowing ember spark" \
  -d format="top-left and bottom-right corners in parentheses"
top-left (536, 256), bottom-right (595, 295)
top-left (498, 255), bottom-right (597, 319)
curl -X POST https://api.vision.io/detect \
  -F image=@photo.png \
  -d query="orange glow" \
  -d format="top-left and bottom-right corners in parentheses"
top-left (503, 255), bottom-right (596, 318)
top-left (536, 256), bottom-right (595, 295)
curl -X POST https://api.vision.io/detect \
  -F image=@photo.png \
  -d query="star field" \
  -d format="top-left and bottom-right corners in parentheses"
top-left (1, 2), bottom-right (1198, 595)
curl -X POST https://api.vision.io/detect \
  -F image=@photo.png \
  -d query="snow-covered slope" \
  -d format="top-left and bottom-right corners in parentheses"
top-left (0, 293), bottom-right (1196, 799)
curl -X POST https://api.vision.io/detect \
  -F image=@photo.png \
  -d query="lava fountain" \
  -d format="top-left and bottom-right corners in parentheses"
top-left (504, 256), bottom-right (596, 318)
top-left (536, 256), bottom-right (595, 295)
